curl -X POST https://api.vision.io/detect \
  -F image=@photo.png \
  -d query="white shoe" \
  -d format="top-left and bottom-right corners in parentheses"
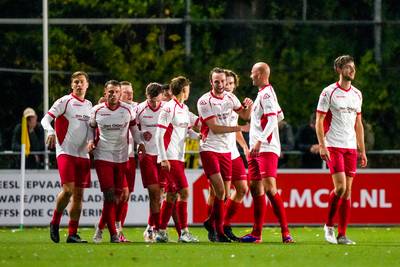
top-left (179, 230), bottom-right (199, 243)
top-left (93, 223), bottom-right (103, 244)
top-left (324, 224), bottom-right (338, 244)
top-left (337, 235), bottom-right (356, 245)
top-left (155, 229), bottom-right (169, 243)
top-left (143, 225), bottom-right (155, 243)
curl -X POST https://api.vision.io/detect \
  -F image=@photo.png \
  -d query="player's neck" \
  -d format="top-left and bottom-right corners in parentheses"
top-left (72, 93), bottom-right (85, 101)
top-left (337, 79), bottom-right (352, 90)
top-left (148, 100), bottom-right (160, 109)
top-left (174, 95), bottom-right (184, 103)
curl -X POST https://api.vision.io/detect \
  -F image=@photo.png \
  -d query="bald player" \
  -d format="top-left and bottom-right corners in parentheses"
top-left (240, 62), bottom-right (294, 243)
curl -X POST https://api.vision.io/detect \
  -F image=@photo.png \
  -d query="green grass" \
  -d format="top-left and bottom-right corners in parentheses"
top-left (0, 226), bottom-right (399, 267)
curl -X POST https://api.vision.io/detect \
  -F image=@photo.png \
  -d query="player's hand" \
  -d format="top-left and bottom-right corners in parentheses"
top-left (242, 97), bottom-right (253, 109)
top-left (240, 123), bottom-right (250, 132)
top-left (161, 160), bottom-right (171, 172)
top-left (143, 131), bottom-right (152, 142)
top-left (137, 143), bottom-right (146, 154)
top-left (87, 141), bottom-right (96, 152)
top-left (310, 144), bottom-right (319, 154)
top-left (46, 134), bottom-right (56, 150)
top-left (360, 152), bottom-right (368, 168)
top-left (319, 145), bottom-right (330, 162)
top-left (250, 141), bottom-right (261, 157)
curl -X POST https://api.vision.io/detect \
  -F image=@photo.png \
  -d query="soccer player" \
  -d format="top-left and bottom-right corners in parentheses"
top-left (317, 55), bottom-right (367, 245)
top-left (222, 70), bottom-right (250, 241)
top-left (88, 80), bottom-right (136, 243)
top-left (117, 81), bottom-right (139, 241)
top-left (135, 83), bottom-right (165, 242)
top-left (240, 62), bottom-right (294, 243)
top-left (198, 67), bottom-right (252, 242)
top-left (155, 76), bottom-right (199, 243)
top-left (41, 71), bottom-right (92, 243)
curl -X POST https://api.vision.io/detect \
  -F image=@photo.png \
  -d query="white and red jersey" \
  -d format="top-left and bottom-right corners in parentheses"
top-left (156, 98), bottom-right (199, 162)
top-left (90, 101), bottom-right (135, 163)
top-left (249, 84), bottom-right (283, 156)
top-left (127, 101), bottom-right (139, 158)
top-left (135, 100), bottom-right (165, 156)
top-left (317, 82), bottom-right (362, 149)
top-left (197, 90), bottom-right (242, 153)
top-left (228, 111), bottom-right (240, 159)
top-left (42, 93), bottom-right (92, 159)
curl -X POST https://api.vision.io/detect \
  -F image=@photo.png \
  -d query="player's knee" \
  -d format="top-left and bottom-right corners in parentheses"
top-left (179, 188), bottom-right (189, 200)
top-left (215, 188), bottom-right (225, 200)
top-left (103, 189), bottom-right (115, 202)
top-left (166, 192), bottom-right (178, 202)
top-left (236, 185), bottom-right (248, 198)
top-left (335, 185), bottom-right (346, 197)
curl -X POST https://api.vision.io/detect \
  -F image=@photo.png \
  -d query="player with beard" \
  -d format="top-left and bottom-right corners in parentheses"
top-left (317, 55), bottom-right (367, 245)
top-left (198, 67), bottom-right (252, 242)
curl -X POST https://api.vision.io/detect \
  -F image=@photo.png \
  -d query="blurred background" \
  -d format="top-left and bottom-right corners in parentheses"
top-left (0, 0), bottom-right (399, 168)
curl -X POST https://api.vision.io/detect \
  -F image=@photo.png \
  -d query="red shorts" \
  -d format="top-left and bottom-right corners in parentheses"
top-left (57, 154), bottom-right (91, 188)
top-left (94, 160), bottom-right (127, 192)
top-left (200, 151), bottom-right (232, 181)
top-left (248, 152), bottom-right (278, 180)
top-left (232, 156), bottom-right (247, 181)
top-left (124, 157), bottom-right (136, 193)
top-left (139, 154), bottom-right (163, 188)
top-left (162, 160), bottom-right (189, 193)
top-left (327, 147), bottom-right (358, 177)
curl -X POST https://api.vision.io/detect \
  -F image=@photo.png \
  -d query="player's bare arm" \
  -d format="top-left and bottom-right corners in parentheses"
top-left (355, 114), bottom-right (368, 168)
top-left (205, 117), bottom-right (246, 134)
top-left (315, 112), bottom-right (330, 161)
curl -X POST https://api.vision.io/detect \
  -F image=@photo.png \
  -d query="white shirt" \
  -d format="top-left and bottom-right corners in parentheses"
top-left (90, 102), bottom-right (135, 163)
top-left (136, 100), bottom-right (165, 156)
top-left (249, 85), bottom-right (283, 156)
top-left (41, 93), bottom-right (92, 159)
top-left (127, 101), bottom-right (138, 158)
top-left (156, 98), bottom-right (199, 162)
top-left (197, 91), bottom-right (242, 153)
top-left (228, 112), bottom-right (241, 159)
top-left (317, 82), bottom-right (362, 149)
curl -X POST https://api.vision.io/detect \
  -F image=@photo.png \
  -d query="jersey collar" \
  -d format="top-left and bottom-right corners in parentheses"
top-left (336, 82), bottom-right (351, 92)
top-left (210, 90), bottom-right (224, 100)
top-left (147, 100), bottom-right (161, 112)
top-left (173, 97), bottom-right (184, 109)
top-left (70, 93), bottom-right (85, 103)
top-left (105, 101), bottom-right (120, 111)
top-left (258, 84), bottom-right (270, 92)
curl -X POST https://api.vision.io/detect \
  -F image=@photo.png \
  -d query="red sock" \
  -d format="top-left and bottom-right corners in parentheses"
top-left (68, 219), bottom-right (79, 236)
top-left (98, 214), bottom-right (106, 230)
top-left (172, 202), bottom-right (181, 236)
top-left (326, 191), bottom-right (340, 227)
top-left (148, 212), bottom-right (154, 227)
top-left (252, 194), bottom-right (266, 237)
top-left (152, 212), bottom-right (160, 231)
top-left (177, 201), bottom-right (188, 230)
top-left (213, 198), bottom-right (225, 236)
top-left (103, 201), bottom-right (117, 235)
top-left (51, 209), bottom-right (63, 225)
top-left (160, 201), bottom-right (174, 230)
top-left (224, 199), bottom-right (241, 227)
top-left (338, 198), bottom-right (351, 237)
top-left (120, 201), bottom-right (128, 227)
top-left (267, 192), bottom-right (289, 235)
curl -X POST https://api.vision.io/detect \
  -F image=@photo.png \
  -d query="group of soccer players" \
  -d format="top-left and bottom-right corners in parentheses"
top-left (42, 54), bottom-right (367, 245)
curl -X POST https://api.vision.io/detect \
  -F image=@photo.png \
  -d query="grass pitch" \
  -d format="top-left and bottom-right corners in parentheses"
top-left (0, 226), bottom-right (399, 267)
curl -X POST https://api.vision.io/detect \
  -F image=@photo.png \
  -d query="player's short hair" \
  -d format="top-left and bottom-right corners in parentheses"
top-left (71, 71), bottom-right (89, 82)
top-left (120, 81), bottom-right (132, 87)
top-left (104, 80), bottom-right (121, 89)
top-left (146, 82), bottom-right (163, 98)
top-left (161, 83), bottom-right (170, 91)
top-left (170, 76), bottom-right (190, 96)
top-left (225, 69), bottom-right (239, 87)
top-left (334, 55), bottom-right (354, 72)
top-left (209, 67), bottom-right (226, 81)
